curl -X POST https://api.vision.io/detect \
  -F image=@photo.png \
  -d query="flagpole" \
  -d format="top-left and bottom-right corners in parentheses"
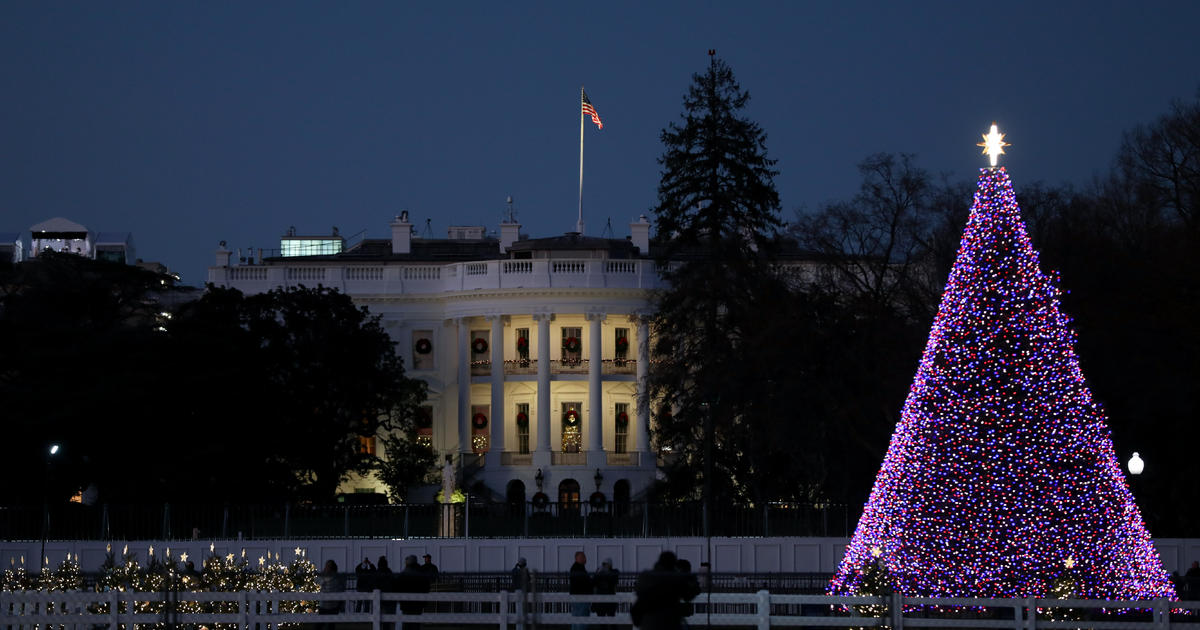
top-left (577, 86), bottom-right (585, 234)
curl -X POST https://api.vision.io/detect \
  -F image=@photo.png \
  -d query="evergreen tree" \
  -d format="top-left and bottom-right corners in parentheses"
top-left (648, 54), bottom-right (790, 504)
top-left (828, 161), bottom-right (1175, 600)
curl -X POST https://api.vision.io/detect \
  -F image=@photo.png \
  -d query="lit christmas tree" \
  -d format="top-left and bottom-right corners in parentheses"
top-left (3, 557), bottom-right (31, 591)
top-left (829, 125), bottom-right (1176, 601)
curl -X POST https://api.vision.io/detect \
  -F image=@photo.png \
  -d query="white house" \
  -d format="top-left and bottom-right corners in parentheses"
top-left (209, 213), bottom-right (661, 506)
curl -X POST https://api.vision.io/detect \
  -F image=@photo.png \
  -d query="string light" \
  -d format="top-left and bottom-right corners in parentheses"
top-left (829, 167), bottom-right (1175, 601)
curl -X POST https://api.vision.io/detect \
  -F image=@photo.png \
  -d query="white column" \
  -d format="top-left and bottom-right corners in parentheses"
top-left (635, 316), bottom-right (650, 454)
top-left (534, 313), bottom-right (552, 459)
top-left (489, 315), bottom-right (505, 455)
top-left (586, 312), bottom-right (605, 464)
top-left (457, 319), bottom-right (471, 455)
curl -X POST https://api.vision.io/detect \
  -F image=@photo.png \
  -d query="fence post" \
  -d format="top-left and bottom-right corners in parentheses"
top-left (344, 506), bottom-right (350, 537)
top-left (110, 590), bottom-right (119, 629)
top-left (100, 503), bottom-right (110, 539)
top-left (755, 589), bottom-right (770, 630)
top-left (371, 589), bottom-right (381, 630)
top-left (404, 504), bottom-right (410, 538)
top-left (891, 591), bottom-right (903, 630)
top-left (1157, 597), bottom-right (1169, 630)
top-left (222, 505), bottom-right (230, 538)
top-left (162, 503), bottom-right (171, 539)
top-left (1023, 597), bottom-right (1035, 630)
top-left (239, 590), bottom-right (249, 630)
top-left (763, 503), bottom-right (769, 537)
top-left (284, 504), bottom-right (291, 538)
top-left (465, 498), bottom-right (470, 538)
top-left (498, 589), bottom-right (508, 630)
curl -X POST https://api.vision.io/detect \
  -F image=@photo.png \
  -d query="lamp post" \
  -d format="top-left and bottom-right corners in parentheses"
top-left (41, 443), bottom-right (61, 572)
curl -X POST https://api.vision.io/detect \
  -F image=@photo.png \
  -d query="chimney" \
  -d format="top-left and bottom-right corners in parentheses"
top-left (629, 214), bottom-right (650, 255)
top-left (215, 241), bottom-right (231, 267)
top-left (391, 211), bottom-right (413, 255)
top-left (500, 221), bottom-right (521, 253)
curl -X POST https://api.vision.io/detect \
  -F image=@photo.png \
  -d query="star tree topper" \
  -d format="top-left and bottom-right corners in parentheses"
top-left (978, 122), bottom-right (1010, 167)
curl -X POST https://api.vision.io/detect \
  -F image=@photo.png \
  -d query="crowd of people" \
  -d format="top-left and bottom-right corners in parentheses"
top-left (511, 550), bottom-right (701, 630)
top-left (317, 553), bottom-right (440, 630)
top-left (323, 549), bottom-right (704, 629)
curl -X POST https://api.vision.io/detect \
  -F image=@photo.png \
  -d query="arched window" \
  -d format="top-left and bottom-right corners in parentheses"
top-left (506, 479), bottom-right (526, 507)
top-left (558, 479), bottom-right (581, 506)
top-left (613, 479), bottom-right (631, 516)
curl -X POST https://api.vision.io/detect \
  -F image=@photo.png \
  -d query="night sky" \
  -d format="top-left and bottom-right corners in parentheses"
top-left (2, 1), bottom-right (1198, 285)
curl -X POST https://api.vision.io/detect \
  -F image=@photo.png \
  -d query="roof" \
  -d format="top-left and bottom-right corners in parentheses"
top-left (31, 217), bottom-right (88, 233)
top-left (508, 233), bottom-right (642, 257)
top-left (266, 237), bottom-right (503, 264)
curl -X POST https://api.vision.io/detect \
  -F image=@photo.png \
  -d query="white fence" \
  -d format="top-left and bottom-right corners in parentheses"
top-left (2, 589), bottom-right (1199, 630)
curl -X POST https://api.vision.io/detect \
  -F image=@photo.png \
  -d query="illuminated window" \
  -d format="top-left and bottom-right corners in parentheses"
top-left (358, 436), bottom-right (377, 456)
top-left (280, 238), bottom-right (343, 257)
top-left (614, 402), bottom-right (629, 454)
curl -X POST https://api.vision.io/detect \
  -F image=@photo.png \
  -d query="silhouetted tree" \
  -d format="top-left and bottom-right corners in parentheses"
top-left (647, 54), bottom-right (797, 504)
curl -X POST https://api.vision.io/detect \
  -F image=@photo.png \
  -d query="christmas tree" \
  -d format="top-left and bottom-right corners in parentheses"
top-left (829, 126), bottom-right (1175, 601)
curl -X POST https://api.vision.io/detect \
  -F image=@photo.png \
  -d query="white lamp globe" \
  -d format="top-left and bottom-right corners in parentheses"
top-left (1127, 452), bottom-right (1145, 476)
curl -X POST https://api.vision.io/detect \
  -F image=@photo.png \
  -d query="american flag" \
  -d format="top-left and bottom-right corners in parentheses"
top-left (582, 89), bottom-right (603, 130)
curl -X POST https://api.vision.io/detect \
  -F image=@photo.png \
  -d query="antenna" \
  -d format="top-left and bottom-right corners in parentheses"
top-left (505, 196), bottom-right (517, 224)
top-left (601, 218), bottom-right (614, 238)
top-left (422, 218), bottom-right (433, 238)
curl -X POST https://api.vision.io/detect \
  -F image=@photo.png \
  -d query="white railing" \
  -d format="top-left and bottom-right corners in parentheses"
top-left (466, 262), bottom-right (488, 276)
top-left (1, 589), bottom-right (1194, 630)
top-left (286, 267), bottom-right (326, 282)
top-left (402, 265), bottom-right (441, 280)
top-left (606, 260), bottom-right (638, 273)
top-left (552, 261), bottom-right (587, 274)
top-left (345, 266), bottom-right (384, 281)
top-left (228, 267), bottom-right (268, 281)
top-left (503, 260), bottom-right (533, 274)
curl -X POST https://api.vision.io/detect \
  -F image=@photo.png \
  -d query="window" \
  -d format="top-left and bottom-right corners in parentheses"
top-left (516, 403), bottom-right (530, 454)
top-left (416, 406), bottom-right (433, 449)
top-left (614, 402), bottom-right (629, 454)
top-left (615, 327), bottom-right (630, 361)
top-left (515, 327), bottom-right (530, 364)
top-left (561, 402), bottom-right (582, 453)
top-left (412, 330), bottom-right (434, 370)
top-left (471, 404), bottom-right (490, 453)
top-left (558, 479), bottom-right (581, 505)
top-left (561, 326), bottom-right (582, 364)
top-left (358, 436), bottom-right (377, 456)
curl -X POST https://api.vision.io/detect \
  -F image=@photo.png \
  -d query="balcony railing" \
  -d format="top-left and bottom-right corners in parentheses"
top-left (469, 360), bottom-right (491, 376)
top-left (212, 258), bottom-right (664, 294)
top-left (550, 359), bottom-right (588, 374)
top-left (551, 451), bottom-right (587, 466)
top-left (605, 452), bottom-right (640, 466)
top-left (500, 452), bottom-right (533, 466)
top-left (601, 358), bottom-right (636, 375)
top-left (503, 358), bottom-right (537, 375)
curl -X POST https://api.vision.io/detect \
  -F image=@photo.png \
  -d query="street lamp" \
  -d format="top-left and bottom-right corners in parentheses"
top-left (41, 443), bottom-right (61, 572)
top-left (1128, 452), bottom-right (1144, 476)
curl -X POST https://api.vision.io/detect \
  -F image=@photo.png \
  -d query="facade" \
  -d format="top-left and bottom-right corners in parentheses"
top-left (208, 214), bottom-right (661, 504)
top-left (29, 217), bottom-right (136, 264)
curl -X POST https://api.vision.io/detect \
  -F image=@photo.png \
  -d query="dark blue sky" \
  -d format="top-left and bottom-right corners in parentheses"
top-left (3, 1), bottom-right (1198, 285)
